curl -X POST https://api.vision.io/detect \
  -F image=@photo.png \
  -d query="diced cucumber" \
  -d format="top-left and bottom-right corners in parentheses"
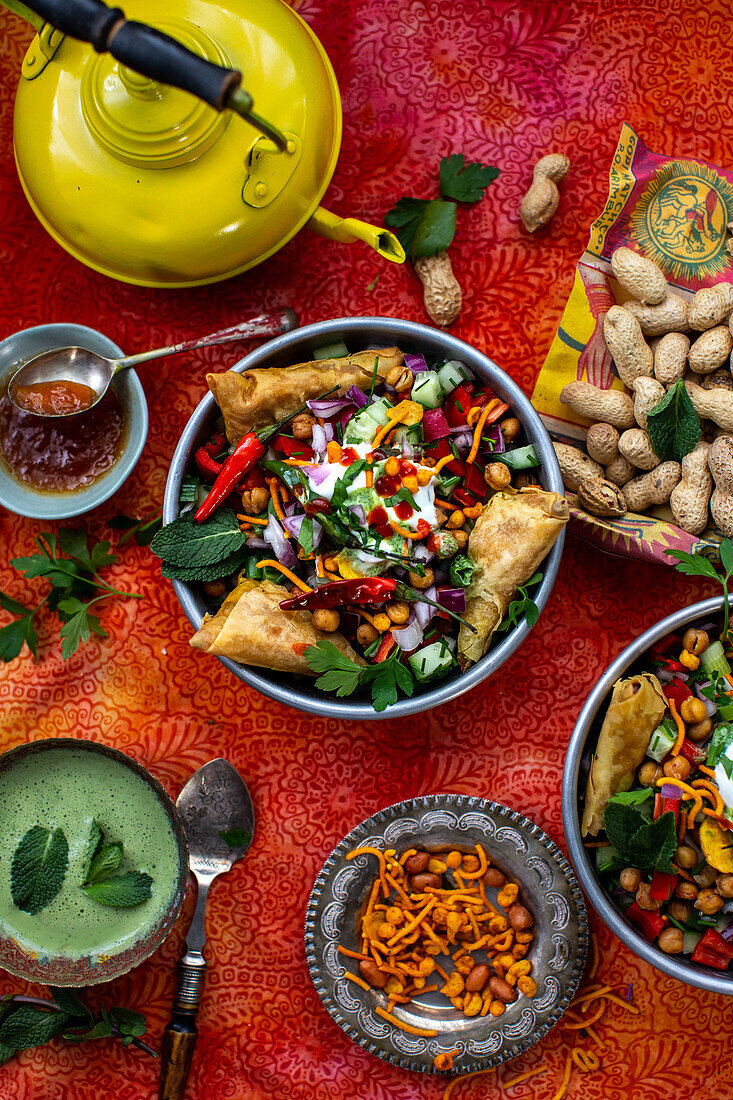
top-left (647, 717), bottom-right (677, 762)
top-left (595, 844), bottom-right (623, 873)
top-left (365, 397), bottom-right (393, 426)
top-left (435, 472), bottom-right (461, 496)
top-left (312, 341), bottom-right (349, 360)
top-left (437, 360), bottom-right (469, 393)
top-left (701, 640), bottom-right (732, 678)
top-left (683, 930), bottom-right (703, 954)
top-left (497, 445), bottom-right (539, 471)
top-left (344, 410), bottom-right (382, 445)
top-left (719, 701), bottom-right (733, 721)
top-left (407, 639), bottom-right (456, 683)
top-left (411, 371), bottom-right (443, 409)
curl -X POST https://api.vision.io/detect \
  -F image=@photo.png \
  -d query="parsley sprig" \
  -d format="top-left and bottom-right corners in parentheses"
top-left (0, 528), bottom-right (141, 662)
top-left (665, 538), bottom-right (733, 640)
top-left (303, 640), bottom-right (414, 712)
top-left (496, 572), bottom-right (543, 633)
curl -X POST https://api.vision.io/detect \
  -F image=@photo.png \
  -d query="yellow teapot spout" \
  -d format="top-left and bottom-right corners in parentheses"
top-left (309, 207), bottom-right (405, 263)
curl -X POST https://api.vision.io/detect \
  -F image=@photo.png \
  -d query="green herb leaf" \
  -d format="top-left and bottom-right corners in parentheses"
top-left (109, 1007), bottom-right (147, 1046)
top-left (11, 825), bottom-right (69, 914)
top-left (305, 640), bottom-right (364, 697)
top-left (0, 1006), bottom-right (68, 1051)
top-left (603, 801), bottom-right (644, 855)
top-left (82, 871), bottom-right (153, 908)
top-left (708, 724), bottom-right (733, 767)
top-left (51, 988), bottom-right (92, 1023)
top-left (81, 819), bottom-right (102, 883)
top-left (151, 510), bottom-right (246, 569)
top-left (439, 154), bottom-right (499, 203)
top-left (496, 573), bottom-right (543, 633)
top-left (607, 788), bottom-right (654, 807)
top-left (722, 539), bottom-right (733, 580)
top-left (722, 756), bottom-right (733, 780)
top-left (86, 843), bottom-right (123, 884)
top-left (0, 590), bottom-right (33, 617)
top-left (0, 614), bottom-right (37, 662)
top-left (646, 379), bottom-right (701, 462)
top-left (627, 812), bottom-right (678, 872)
top-left (384, 197), bottom-right (430, 257)
top-left (58, 603), bottom-right (105, 660)
top-left (385, 198), bottom-right (457, 259)
top-left (331, 461), bottom-right (368, 512)
top-left (219, 828), bottom-right (251, 848)
top-left (63, 1016), bottom-right (113, 1042)
top-left (664, 547), bottom-right (720, 579)
top-left (449, 554), bottom-right (478, 588)
top-left (160, 547), bottom-right (249, 583)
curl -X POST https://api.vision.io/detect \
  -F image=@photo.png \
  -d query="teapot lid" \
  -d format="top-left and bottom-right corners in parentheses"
top-left (13, 0), bottom-right (343, 286)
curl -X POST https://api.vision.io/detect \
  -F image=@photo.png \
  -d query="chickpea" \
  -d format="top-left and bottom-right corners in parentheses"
top-left (484, 463), bottom-right (512, 491)
top-left (657, 927), bottom-right (684, 954)
top-left (499, 417), bottom-right (521, 443)
top-left (408, 568), bottom-right (434, 590)
top-left (240, 485), bottom-right (270, 515)
top-left (517, 975), bottom-right (537, 997)
top-left (416, 468), bottom-right (432, 487)
top-left (452, 530), bottom-right (469, 549)
top-left (290, 412), bottom-right (316, 439)
top-left (386, 364), bottom-right (413, 392)
top-left (663, 756), bottom-right (691, 781)
top-left (668, 900), bottom-right (691, 922)
top-left (356, 623), bottom-right (378, 647)
top-left (717, 875), bottom-right (733, 898)
top-left (446, 509), bottom-right (466, 529)
top-left (619, 867), bottom-right (641, 893)
top-left (312, 608), bottom-right (340, 633)
top-left (463, 503), bottom-right (484, 519)
top-left (386, 600), bottom-right (410, 624)
top-left (695, 888), bottom-right (724, 915)
top-left (675, 880), bottom-right (698, 901)
top-left (683, 627), bottom-right (709, 656)
top-left (694, 865), bottom-right (717, 888)
top-left (638, 761), bottom-right (663, 787)
top-left (679, 649), bottom-right (700, 671)
top-left (202, 579), bottom-right (226, 599)
top-left (635, 881), bottom-right (662, 911)
top-left (675, 846), bottom-right (697, 870)
top-left (462, 854), bottom-right (480, 873)
top-left (454, 954), bottom-right (475, 975)
top-left (489, 1000), bottom-right (505, 1017)
top-left (384, 456), bottom-right (400, 477)
top-left (679, 697), bottom-right (708, 725)
top-left (687, 717), bottom-right (713, 742)
top-left (385, 906), bottom-right (403, 925)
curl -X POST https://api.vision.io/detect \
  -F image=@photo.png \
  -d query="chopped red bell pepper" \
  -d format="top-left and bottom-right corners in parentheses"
top-left (649, 871), bottom-right (677, 901)
top-left (691, 929), bottom-right (733, 969)
top-left (679, 738), bottom-right (708, 766)
top-left (626, 900), bottom-right (665, 941)
top-left (444, 384), bottom-right (473, 427)
top-left (195, 431), bottom-right (228, 481)
top-left (467, 388), bottom-right (497, 409)
top-left (650, 633), bottom-right (683, 658)
top-left (656, 657), bottom-right (688, 673)
top-left (273, 435), bottom-right (315, 461)
top-left (662, 798), bottom-right (680, 824)
top-left (453, 487), bottom-right (479, 509)
top-left (241, 466), bottom-right (268, 490)
top-left (373, 633), bottom-right (396, 662)
top-left (662, 678), bottom-right (693, 707)
top-left (425, 438), bottom-right (463, 476)
top-left (463, 462), bottom-right (489, 501)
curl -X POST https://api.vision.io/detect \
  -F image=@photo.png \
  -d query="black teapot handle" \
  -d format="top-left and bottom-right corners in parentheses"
top-left (20, 0), bottom-right (240, 109)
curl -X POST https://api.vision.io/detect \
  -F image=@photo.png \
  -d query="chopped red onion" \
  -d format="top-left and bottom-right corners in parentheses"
top-left (401, 435), bottom-right (415, 458)
top-left (340, 610), bottom-right (360, 635)
top-left (657, 668), bottom-right (689, 683)
top-left (404, 353), bottom-right (428, 374)
top-left (449, 423), bottom-right (471, 434)
top-left (723, 900), bottom-right (733, 914)
top-left (393, 619), bottom-right (424, 652)
top-left (348, 504), bottom-right (366, 525)
top-left (480, 425), bottom-right (505, 455)
top-left (245, 537), bottom-right (269, 550)
top-left (660, 784), bottom-right (683, 799)
top-left (415, 585), bottom-right (438, 629)
top-left (264, 514), bottom-right (298, 569)
top-left (422, 408), bottom-right (451, 441)
top-left (311, 424), bottom-right (327, 454)
top-left (347, 386), bottom-right (368, 408)
top-left (323, 421), bottom-right (335, 443)
top-left (625, 983), bottom-right (634, 1003)
top-left (693, 680), bottom-right (717, 717)
top-left (412, 543), bottom-right (435, 563)
top-left (281, 512), bottom-right (323, 548)
top-left (437, 587), bottom-right (466, 614)
top-left (302, 463), bottom-right (331, 486)
top-left (307, 397), bottom-right (353, 416)
top-left (453, 431), bottom-right (473, 451)
top-left (721, 920), bottom-right (733, 942)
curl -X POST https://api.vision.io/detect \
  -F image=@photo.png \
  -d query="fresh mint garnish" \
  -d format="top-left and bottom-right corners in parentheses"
top-left (150, 510), bottom-right (246, 570)
top-left (219, 829), bottom-right (251, 848)
top-left (646, 379), bottom-right (701, 462)
top-left (11, 826), bottom-right (69, 914)
top-left (604, 803), bottom-right (677, 871)
top-left (86, 843), bottom-right (123, 884)
top-left (0, 991), bottom-right (152, 1064)
top-left (0, 1005), bottom-right (68, 1051)
top-left (82, 872), bottom-right (153, 909)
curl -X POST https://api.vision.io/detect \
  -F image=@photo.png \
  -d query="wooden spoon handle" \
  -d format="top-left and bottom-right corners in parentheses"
top-left (158, 960), bottom-right (206, 1100)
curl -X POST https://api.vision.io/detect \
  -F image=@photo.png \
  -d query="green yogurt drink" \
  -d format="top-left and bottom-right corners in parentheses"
top-left (0, 747), bottom-right (181, 961)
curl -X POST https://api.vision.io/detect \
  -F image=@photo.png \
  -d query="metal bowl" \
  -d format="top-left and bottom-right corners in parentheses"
top-left (562, 594), bottom-right (733, 995)
top-left (304, 794), bottom-right (587, 1074)
top-left (0, 738), bottom-right (189, 987)
top-left (0, 324), bottom-right (148, 520)
top-left (163, 317), bottom-right (565, 719)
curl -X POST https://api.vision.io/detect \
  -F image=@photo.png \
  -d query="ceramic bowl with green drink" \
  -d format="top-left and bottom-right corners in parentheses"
top-left (0, 739), bottom-right (189, 986)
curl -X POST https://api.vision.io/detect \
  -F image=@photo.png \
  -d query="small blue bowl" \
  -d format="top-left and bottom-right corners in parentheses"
top-left (0, 323), bottom-right (148, 520)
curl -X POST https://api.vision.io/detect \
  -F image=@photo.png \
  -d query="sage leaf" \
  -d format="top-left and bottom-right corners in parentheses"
top-left (11, 826), bottom-right (69, 914)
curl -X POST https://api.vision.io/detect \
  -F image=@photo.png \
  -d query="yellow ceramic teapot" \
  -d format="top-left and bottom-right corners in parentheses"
top-left (5, 0), bottom-right (405, 287)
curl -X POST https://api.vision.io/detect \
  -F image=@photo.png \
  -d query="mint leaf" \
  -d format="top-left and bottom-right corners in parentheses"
top-left (51, 989), bottom-right (91, 1023)
top-left (63, 1015), bottom-right (113, 1042)
top-left (86, 843), bottom-right (123, 884)
top-left (646, 379), bottom-right (701, 462)
top-left (603, 801), bottom-right (644, 855)
top-left (11, 826), bottom-right (69, 914)
top-left (82, 871), bottom-right (153, 908)
top-left (627, 812), bottom-right (678, 872)
top-left (151, 510), bottom-right (246, 569)
top-left (0, 1041), bottom-right (15, 1065)
top-left (0, 1007), bottom-right (68, 1051)
top-left (439, 154), bottom-right (499, 203)
top-left (219, 829), bottom-right (251, 848)
top-left (110, 1007), bottom-right (147, 1046)
top-left (160, 547), bottom-right (249, 583)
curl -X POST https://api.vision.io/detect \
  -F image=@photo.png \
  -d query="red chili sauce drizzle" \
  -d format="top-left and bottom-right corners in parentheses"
top-left (0, 380), bottom-right (126, 493)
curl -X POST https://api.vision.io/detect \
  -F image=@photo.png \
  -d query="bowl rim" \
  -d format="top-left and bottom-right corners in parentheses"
top-left (561, 593), bottom-right (733, 995)
top-left (0, 736), bottom-right (189, 986)
top-left (0, 322), bottom-right (148, 520)
top-left (162, 316), bottom-right (566, 720)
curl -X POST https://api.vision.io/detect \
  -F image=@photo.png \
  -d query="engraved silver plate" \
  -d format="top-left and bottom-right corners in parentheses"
top-left (304, 794), bottom-right (587, 1075)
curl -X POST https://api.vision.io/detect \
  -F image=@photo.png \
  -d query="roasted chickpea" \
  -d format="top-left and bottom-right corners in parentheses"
top-left (372, 613), bottom-right (391, 633)
top-left (386, 364), bottom-right (413, 392)
top-left (679, 697), bottom-right (708, 725)
top-left (356, 623), bottom-right (378, 647)
top-left (717, 875), bottom-right (733, 898)
top-left (240, 485), bottom-right (270, 515)
top-left (638, 761), bottom-right (663, 787)
top-left (675, 880), bottom-right (698, 901)
top-left (202, 579), bottom-right (226, 599)
top-left (462, 854), bottom-right (480, 873)
top-left (683, 628), bottom-right (709, 656)
top-left (446, 509), bottom-right (466, 529)
top-left (663, 756), bottom-right (692, 781)
top-left (675, 846), bottom-right (697, 870)
top-left (687, 717), bottom-right (713, 742)
top-left (635, 881), bottom-right (662, 911)
top-left (695, 888), bottom-right (724, 915)
top-left (290, 412), bottom-right (316, 439)
top-left (312, 608), bottom-right (340, 633)
top-left (452, 531), bottom-right (469, 549)
top-left (657, 927), bottom-right (684, 954)
top-left (408, 568), bottom-right (434, 590)
top-left (386, 600), bottom-right (410, 624)
top-left (484, 463), bottom-right (512, 491)
top-left (694, 865), bottom-right (717, 888)
top-left (679, 649), bottom-right (700, 671)
top-left (668, 900), bottom-right (691, 922)
top-left (499, 417), bottom-right (521, 443)
top-left (619, 867), bottom-right (641, 893)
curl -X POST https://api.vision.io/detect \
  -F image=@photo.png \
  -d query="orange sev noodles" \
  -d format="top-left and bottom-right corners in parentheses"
top-left (668, 696), bottom-right (686, 757)
top-left (254, 560), bottom-right (312, 592)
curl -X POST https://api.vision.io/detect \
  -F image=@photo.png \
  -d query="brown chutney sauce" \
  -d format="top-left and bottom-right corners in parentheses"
top-left (0, 378), bottom-right (127, 493)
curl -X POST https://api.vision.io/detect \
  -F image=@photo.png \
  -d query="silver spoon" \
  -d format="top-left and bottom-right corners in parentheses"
top-left (159, 759), bottom-right (255, 1100)
top-left (7, 309), bottom-right (297, 418)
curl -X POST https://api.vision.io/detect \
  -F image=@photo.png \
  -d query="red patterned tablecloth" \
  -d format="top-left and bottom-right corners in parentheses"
top-left (1, 2), bottom-right (732, 1097)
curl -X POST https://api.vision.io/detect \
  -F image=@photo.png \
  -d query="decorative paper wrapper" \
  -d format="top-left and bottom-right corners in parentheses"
top-left (532, 122), bottom-right (731, 565)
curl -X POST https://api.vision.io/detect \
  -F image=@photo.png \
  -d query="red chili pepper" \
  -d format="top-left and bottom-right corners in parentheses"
top-left (626, 900), bottom-right (665, 941)
top-left (279, 577), bottom-right (398, 611)
top-left (691, 929), bottom-right (733, 969)
top-left (649, 871), bottom-right (677, 901)
top-left (656, 657), bottom-right (687, 673)
top-left (194, 434), bottom-right (266, 523)
top-left (679, 738), bottom-right (708, 766)
top-left (662, 678), bottom-right (693, 707)
top-left (195, 446), bottom-right (223, 481)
